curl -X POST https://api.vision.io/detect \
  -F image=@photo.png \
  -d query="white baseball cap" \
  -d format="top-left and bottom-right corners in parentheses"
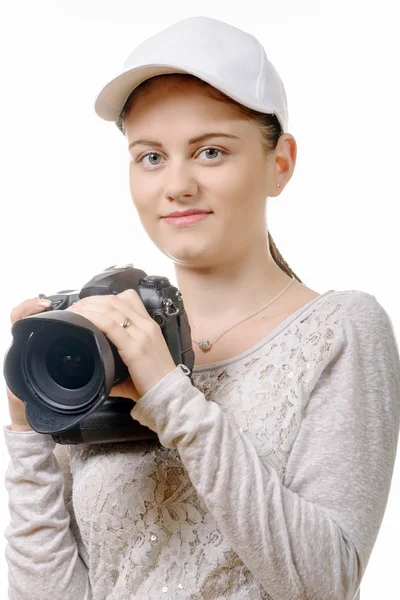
top-left (94, 16), bottom-right (289, 134)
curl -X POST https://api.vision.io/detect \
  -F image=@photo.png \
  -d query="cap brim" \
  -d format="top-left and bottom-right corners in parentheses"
top-left (94, 62), bottom-right (278, 123)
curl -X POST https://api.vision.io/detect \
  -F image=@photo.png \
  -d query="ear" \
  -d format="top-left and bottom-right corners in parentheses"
top-left (272, 134), bottom-right (297, 194)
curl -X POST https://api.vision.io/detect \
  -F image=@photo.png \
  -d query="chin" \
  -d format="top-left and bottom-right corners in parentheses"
top-left (164, 246), bottom-right (217, 268)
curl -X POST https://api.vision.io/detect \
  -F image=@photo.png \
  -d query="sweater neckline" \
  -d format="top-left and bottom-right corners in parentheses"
top-left (192, 289), bottom-right (337, 373)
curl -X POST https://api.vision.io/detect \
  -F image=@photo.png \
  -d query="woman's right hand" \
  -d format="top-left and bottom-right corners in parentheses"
top-left (6, 297), bottom-right (52, 431)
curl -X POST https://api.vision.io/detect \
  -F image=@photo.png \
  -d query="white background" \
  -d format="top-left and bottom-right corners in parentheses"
top-left (0, 1), bottom-right (399, 597)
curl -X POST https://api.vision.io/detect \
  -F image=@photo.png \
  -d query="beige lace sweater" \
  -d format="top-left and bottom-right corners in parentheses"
top-left (4, 289), bottom-right (400, 600)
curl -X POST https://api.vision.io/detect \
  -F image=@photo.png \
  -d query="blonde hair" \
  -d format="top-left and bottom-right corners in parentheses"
top-left (117, 74), bottom-right (302, 283)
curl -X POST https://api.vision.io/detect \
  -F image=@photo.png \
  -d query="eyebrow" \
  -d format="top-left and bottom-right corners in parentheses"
top-left (128, 132), bottom-right (240, 150)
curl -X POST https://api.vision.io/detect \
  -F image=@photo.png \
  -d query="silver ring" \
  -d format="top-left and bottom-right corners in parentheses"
top-left (120, 317), bottom-right (132, 329)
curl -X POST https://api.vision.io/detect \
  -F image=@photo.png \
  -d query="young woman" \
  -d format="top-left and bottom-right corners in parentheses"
top-left (4, 16), bottom-right (400, 600)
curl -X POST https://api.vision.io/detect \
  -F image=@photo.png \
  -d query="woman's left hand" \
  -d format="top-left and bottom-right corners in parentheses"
top-left (65, 289), bottom-right (177, 401)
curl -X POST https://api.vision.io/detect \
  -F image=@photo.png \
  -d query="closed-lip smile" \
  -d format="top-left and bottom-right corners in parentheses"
top-left (163, 209), bottom-right (213, 217)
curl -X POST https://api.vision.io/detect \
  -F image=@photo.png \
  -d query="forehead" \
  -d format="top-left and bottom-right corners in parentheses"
top-left (129, 75), bottom-right (223, 104)
top-left (125, 78), bottom-right (243, 125)
top-left (123, 76), bottom-right (262, 145)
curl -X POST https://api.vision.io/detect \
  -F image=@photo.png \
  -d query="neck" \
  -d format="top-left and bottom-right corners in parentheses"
top-left (174, 244), bottom-right (295, 335)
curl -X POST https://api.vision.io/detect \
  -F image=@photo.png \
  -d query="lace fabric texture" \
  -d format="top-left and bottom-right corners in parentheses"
top-left (67, 292), bottom-right (344, 599)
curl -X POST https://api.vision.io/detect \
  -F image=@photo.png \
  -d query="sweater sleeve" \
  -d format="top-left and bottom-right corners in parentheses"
top-left (131, 292), bottom-right (400, 600)
top-left (3, 426), bottom-right (92, 600)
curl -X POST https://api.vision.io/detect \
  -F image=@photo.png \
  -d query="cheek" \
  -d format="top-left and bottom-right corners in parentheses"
top-left (128, 164), bottom-right (138, 206)
top-left (222, 167), bottom-right (267, 233)
top-left (222, 162), bottom-right (263, 211)
top-left (129, 167), bottom-right (154, 216)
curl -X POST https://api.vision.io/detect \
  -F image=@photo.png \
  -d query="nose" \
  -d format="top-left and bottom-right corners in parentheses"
top-left (163, 159), bottom-right (198, 201)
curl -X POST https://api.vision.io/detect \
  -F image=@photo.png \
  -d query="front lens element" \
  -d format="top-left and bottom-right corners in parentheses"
top-left (45, 336), bottom-right (95, 389)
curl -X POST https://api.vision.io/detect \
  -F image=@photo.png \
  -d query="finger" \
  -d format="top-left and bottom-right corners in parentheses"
top-left (116, 289), bottom-right (150, 320)
top-left (73, 291), bottom-right (151, 325)
top-left (68, 303), bottom-right (133, 330)
top-left (70, 308), bottom-right (149, 358)
top-left (108, 380), bottom-right (140, 401)
top-left (100, 304), bottom-right (144, 332)
top-left (79, 294), bottom-right (155, 333)
top-left (112, 294), bottom-right (158, 336)
top-left (73, 294), bottom-right (113, 306)
top-left (72, 302), bottom-right (147, 339)
top-left (10, 298), bottom-right (52, 324)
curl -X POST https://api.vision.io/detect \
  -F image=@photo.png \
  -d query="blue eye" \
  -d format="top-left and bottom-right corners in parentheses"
top-left (136, 147), bottom-right (227, 168)
top-left (142, 152), bottom-right (162, 166)
top-left (202, 148), bottom-right (220, 160)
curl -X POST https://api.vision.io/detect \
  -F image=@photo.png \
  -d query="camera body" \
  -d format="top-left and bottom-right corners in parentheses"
top-left (3, 264), bottom-right (195, 445)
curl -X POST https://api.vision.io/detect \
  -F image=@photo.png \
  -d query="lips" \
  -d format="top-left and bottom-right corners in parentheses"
top-left (164, 209), bottom-right (212, 218)
top-left (162, 212), bottom-right (212, 228)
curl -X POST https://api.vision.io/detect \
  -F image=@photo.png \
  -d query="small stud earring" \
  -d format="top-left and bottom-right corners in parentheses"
top-left (277, 184), bottom-right (281, 188)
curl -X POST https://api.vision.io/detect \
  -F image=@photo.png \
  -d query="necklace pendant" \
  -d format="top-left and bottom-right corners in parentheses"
top-left (198, 339), bottom-right (212, 352)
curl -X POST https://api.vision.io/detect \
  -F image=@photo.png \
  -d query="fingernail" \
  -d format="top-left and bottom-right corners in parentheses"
top-left (38, 299), bottom-right (52, 307)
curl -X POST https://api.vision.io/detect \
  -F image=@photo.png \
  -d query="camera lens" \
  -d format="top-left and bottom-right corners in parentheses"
top-left (46, 336), bottom-right (95, 389)
top-left (24, 323), bottom-right (106, 412)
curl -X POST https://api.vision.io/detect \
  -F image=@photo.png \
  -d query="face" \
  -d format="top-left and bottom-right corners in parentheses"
top-left (125, 80), bottom-right (276, 269)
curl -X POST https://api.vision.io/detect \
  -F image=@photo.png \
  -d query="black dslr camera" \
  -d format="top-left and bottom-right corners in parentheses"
top-left (3, 264), bottom-right (195, 445)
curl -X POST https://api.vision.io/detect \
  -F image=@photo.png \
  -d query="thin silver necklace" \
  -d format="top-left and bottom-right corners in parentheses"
top-left (192, 276), bottom-right (296, 352)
